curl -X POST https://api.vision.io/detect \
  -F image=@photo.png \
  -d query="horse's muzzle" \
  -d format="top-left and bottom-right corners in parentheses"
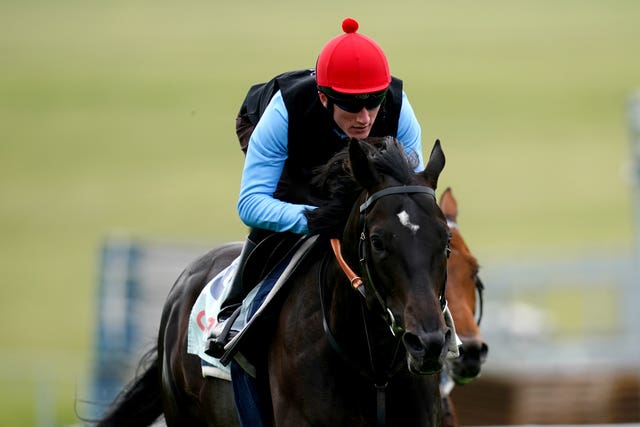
top-left (448, 337), bottom-right (489, 384)
top-left (403, 328), bottom-right (451, 374)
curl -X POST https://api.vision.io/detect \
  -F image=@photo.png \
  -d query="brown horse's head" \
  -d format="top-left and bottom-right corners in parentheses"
top-left (440, 188), bottom-right (489, 384)
top-left (343, 137), bottom-right (452, 374)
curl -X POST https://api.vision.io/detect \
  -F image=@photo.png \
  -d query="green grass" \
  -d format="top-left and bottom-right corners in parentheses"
top-left (1, 0), bottom-right (640, 424)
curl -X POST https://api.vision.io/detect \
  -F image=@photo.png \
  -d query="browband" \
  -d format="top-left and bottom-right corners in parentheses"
top-left (359, 186), bottom-right (435, 212)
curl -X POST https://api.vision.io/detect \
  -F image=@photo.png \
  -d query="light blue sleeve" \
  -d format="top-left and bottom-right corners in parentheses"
top-left (397, 91), bottom-right (425, 171)
top-left (237, 90), bottom-right (316, 234)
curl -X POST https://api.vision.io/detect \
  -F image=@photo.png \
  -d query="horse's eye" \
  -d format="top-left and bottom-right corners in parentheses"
top-left (370, 235), bottom-right (385, 251)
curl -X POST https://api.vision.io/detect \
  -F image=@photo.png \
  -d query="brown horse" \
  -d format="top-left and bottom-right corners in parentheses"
top-left (97, 137), bottom-right (453, 426)
top-left (439, 188), bottom-right (489, 427)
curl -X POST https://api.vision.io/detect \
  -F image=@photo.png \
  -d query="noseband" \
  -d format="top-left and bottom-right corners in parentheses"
top-left (331, 185), bottom-right (450, 336)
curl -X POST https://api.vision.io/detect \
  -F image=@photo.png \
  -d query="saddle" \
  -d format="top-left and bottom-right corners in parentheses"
top-left (217, 234), bottom-right (319, 370)
top-left (241, 231), bottom-right (302, 293)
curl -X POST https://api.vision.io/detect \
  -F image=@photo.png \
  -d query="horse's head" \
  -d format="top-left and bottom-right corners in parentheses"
top-left (439, 188), bottom-right (489, 384)
top-left (343, 137), bottom-right (452, 374)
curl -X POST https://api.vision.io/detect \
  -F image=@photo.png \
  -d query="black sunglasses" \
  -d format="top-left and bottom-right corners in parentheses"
top-left (319, 87), bottom-right (387, 113)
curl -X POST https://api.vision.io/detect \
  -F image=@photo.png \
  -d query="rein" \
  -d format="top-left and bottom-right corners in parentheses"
top-left (318, 252), bottom-right (404, 427)
top-left (330, 239), bottom-right (365, 295)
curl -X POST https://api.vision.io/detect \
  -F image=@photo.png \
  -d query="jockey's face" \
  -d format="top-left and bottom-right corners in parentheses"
top-left (318, 92), bottom-right (381, 140)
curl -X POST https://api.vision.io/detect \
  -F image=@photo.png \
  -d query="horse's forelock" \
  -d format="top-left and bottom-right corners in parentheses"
top-left (367, 136), bottom-right (418, 185)
top-left (306, 148), bottom-right (360, 237)
top-left (306, 137), bottom-right (418, 238)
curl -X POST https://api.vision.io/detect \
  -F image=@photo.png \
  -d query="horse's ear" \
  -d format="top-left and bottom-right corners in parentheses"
top-left (349, 138), bottom-right (380, 189)
top-left (439, 187), bottom-right (458, 221)
top-left (421, 139), bottom-right (445, 189)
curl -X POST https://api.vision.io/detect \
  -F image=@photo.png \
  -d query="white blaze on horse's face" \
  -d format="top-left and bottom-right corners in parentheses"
top-left (397, 211), bottom-right (420, 235)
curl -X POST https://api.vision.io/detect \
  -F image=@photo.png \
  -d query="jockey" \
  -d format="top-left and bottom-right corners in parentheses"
top-left (208, 17), bottom-right (426, 355)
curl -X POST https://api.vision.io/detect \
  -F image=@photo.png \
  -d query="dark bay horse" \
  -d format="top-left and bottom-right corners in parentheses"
top-left (97, 137), bottom-right (452, 426)
top-left (438, 188), bottom-right (489, 427)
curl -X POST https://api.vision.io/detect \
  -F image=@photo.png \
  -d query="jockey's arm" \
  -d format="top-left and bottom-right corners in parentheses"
top-left (237, 91), bottom-right (316, 235)
top-left (397, 91), bottom-right (425, 171)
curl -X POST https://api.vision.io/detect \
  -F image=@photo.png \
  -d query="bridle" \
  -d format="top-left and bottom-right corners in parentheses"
top-left (331, 185), bottom-right (450, 336)
top-left (322, 184), bottom-right (451, 426)
top-left (475, 277), bottom-right (485, 326)
top-left (446, 218), bottom-right (485, 326)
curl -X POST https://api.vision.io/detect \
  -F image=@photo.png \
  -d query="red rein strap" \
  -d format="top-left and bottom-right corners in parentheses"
top-left (330, 239), bottom-right (363, 289)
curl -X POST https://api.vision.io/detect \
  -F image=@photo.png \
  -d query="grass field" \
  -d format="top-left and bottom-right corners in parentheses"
top-left (2, 0), bottom-right (640, 424)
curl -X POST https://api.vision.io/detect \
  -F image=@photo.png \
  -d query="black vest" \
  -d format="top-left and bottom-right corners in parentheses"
top-left (238, 69), bottom-right (403, 206)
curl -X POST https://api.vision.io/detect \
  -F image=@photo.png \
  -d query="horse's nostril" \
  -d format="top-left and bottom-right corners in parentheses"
top-left (480, 342), bottom-right (489, 363)
top-left (459, 340), bottom-right (489, 364)
top-left (403, 332), bottom-right (425, 354)
top-left (458, 345), bottom-right (466, 357)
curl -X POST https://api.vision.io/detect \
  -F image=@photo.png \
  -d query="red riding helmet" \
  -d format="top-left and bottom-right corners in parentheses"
top-left (316, 18), bottom-right (391, 94)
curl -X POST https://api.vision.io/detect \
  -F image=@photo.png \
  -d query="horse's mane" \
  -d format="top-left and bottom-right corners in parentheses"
top-left (305, 136), bottom-right (420, 238)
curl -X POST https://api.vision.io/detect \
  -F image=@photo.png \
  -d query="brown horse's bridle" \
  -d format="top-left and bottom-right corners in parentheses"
top-left (331, 185), bottom-right (450, 336)
top-left (446, 218), bottom-right (485, 326)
